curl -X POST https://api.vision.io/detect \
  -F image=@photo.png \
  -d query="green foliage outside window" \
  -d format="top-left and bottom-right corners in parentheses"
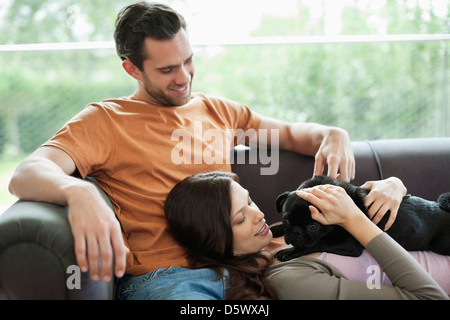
top-left (0, 0), bottom-right (449, 157)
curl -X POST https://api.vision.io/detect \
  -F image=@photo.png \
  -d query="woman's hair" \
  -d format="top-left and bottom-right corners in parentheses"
top-left (164, 171), bottom-right (275, 299)
top-left (114, 2), bottom-right (187, 70)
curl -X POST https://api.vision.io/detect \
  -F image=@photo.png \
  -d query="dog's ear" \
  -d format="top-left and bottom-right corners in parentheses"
top-left (276, 192), bottom-right (290, 212)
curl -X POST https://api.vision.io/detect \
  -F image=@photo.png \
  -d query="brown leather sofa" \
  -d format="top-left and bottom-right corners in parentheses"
top-left (234, 138), bottom-right (450, 225)
top-left (0, 137), bottom-right (449, 299)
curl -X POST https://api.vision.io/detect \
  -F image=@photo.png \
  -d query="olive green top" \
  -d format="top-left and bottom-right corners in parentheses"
top-left (266, 233), bottom-right (449, 300)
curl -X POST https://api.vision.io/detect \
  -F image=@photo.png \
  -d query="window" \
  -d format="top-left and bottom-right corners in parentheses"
top-left (0, 0), bottom-right (449, 210)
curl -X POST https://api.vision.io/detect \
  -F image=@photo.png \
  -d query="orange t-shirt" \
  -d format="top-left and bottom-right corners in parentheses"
top-left (43, 93), bottom-right (262, 276)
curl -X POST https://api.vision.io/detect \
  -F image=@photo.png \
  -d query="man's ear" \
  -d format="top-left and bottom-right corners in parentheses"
top-left (122, 60), bottom-right (143, 81)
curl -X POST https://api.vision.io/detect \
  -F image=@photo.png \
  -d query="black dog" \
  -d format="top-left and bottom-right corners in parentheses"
top-left (273, 175), bottom-right (450, 261)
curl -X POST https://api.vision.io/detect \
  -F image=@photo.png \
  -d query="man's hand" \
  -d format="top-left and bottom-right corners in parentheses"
top-left (360, 177), bottom-right (407, 231)
top-left (66, 183), bottom-right (128, 282)
top-left (313, 128), bottom-right (355, 182)
top-left (254, 117), bottom-right (355, 181)
top-left (9, 147), bottom-right (128, 282)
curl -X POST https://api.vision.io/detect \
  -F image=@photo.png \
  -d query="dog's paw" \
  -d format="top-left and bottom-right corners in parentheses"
top-left (274, 248), bottom-right (303, 261)
top-left (274, 250), bottom-right (290, 261)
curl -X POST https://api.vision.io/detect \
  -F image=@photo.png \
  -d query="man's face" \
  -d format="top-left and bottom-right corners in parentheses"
top-left (138, 29), bottom-right (195, 107)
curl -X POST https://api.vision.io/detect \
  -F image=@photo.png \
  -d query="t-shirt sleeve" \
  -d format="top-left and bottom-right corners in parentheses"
top-left (41, 104), bottom-right (115, 179)
top-left (201, 95), bottom-right (263, 148)
top-left (234, 101), bottom-right (262, 131)
top-left (202, 94), bottom-right (262, 131)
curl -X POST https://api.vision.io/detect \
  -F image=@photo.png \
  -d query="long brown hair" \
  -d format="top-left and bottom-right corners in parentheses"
top-left (164, 171), bottom-right (274, 299)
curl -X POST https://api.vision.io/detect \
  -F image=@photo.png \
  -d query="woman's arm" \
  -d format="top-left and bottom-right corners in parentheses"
top-left (266, 232), bottom-right (448, 299)
top-left (297, 185), bottom-right (381, 247)
top-left (266, 185), bottom-right (448, 300)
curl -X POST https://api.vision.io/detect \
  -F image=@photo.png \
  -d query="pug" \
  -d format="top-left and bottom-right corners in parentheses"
top-left (273, 175), bottom-right (450, 262)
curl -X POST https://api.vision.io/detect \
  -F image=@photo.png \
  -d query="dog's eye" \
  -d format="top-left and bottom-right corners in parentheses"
top-left (306, 223), bottom-right (319, 232)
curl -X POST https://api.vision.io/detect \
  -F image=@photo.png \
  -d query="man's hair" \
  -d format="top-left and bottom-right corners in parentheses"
top-left (114, 2), bottom-right (187, 70)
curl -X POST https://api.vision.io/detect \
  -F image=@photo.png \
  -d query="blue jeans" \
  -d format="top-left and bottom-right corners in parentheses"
top-left (116, 266), bottom-right (229, 300)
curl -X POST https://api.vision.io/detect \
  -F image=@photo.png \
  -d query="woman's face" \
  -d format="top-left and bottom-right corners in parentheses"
top-left (230, 181), bottom-right (272, 255)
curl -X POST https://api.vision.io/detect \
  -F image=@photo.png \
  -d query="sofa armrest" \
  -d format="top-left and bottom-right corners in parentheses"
top-left (0, 180), bottom-right (114, 300)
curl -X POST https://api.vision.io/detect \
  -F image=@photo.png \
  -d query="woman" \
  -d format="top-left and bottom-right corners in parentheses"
top-left (164, 171), bottom-right (274, 299)
top-left (164, 171), bottom-right (449, 299)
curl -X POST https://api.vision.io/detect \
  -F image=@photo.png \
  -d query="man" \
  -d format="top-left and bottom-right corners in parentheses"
top-left (9, 2), bottom-right (357, 299)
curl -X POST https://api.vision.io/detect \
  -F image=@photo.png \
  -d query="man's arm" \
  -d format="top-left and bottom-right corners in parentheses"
top-left (255, 115), bottom-right (355, 182)
top-left (8, 146), bottom-right (127, 281)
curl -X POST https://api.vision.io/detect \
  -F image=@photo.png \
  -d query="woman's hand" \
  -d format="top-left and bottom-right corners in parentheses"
top-left (360, 177), bottom-right (407, 230)
top-left (296, 185), bottom-right (362, 227)
top-left (296, 185), bottom-right (383, 247)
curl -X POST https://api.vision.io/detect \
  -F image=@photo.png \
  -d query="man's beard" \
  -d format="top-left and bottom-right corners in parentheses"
top-left (142, 74), bottom-right (193, 107)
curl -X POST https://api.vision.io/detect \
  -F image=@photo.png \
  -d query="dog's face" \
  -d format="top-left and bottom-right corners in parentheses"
top-left (276, 191), bottom-right (335, 249)
top-left (274, 175), bottom-right (369, 259)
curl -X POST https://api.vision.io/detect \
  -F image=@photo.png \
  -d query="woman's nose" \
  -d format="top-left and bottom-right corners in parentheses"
top-left (252, 208), bottom-right (265, 224)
